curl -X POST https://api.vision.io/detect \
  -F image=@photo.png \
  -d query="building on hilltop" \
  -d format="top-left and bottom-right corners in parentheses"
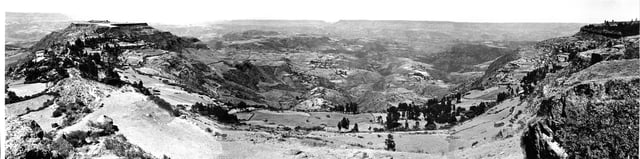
top-left (88, 20), bottom-right (110, 23)
top-left (71, 20), bottom-right (149, 28)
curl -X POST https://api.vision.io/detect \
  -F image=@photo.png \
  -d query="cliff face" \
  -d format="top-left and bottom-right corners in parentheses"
top-left (521, 45), bottom-right (639, 158)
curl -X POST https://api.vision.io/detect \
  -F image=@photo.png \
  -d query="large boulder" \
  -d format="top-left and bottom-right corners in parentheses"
top-left (5, 118), bottom-right (72, 159)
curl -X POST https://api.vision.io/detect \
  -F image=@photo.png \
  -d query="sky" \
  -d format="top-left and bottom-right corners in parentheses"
top-left (3, 0), bottom-right (639, 24)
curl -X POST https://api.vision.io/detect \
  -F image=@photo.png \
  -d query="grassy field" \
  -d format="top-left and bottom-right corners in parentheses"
top-left (238, 110), bottom-right (384, 131)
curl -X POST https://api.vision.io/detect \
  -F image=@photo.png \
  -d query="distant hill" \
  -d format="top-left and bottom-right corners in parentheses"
top-left (159, 20), bottom-right (585, 55)
top-left (5, 12), bottom-right (74, 44)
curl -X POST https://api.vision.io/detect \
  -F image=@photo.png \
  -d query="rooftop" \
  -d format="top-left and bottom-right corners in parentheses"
top-left (71, 20), bottom-right (149, 27)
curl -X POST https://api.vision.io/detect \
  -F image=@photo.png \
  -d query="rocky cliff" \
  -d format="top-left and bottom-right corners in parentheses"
top-left (517, 27), bottom-right (640, 158)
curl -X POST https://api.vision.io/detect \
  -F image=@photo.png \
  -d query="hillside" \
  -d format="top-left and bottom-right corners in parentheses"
top-left (5, 12), bottom-right (73, 44)
top-left (448, 21), bottom-right (640, 158)
top-left (5, 18), bottom-right (638, 159)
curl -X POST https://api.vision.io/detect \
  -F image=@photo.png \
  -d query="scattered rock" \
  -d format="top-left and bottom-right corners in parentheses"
top-left (350, 151), bottom-right (369, 159)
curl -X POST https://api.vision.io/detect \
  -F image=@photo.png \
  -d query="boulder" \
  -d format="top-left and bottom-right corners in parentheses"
top-left (89, 115), bottom-right (114, 131)
top-left (5, 118), bottom-right (72, 159)
top-left (349, 151), bottom-right (369, 159)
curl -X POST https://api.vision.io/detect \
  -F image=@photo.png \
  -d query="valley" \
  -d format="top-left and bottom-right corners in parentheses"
top-left (4, 12), bottom-right (639, 159)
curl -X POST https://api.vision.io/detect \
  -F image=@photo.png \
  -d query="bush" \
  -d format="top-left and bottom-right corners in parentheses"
top-left (148, 96), bottom-right (179, 117)
top-left (52, 107), bottom-right (65, 118)
top-left (43, 99), bottom-right (55, 107)
top-left (191, 102), bottom-right (238, 123)
top-left (63, 130), bottom-right (88, 147)
top-left (103, 135), bottom-right (156, 159)
top-left (496, 92), bottom-right (510, 103)
top-left (295, 126), bottom-right (325, 131)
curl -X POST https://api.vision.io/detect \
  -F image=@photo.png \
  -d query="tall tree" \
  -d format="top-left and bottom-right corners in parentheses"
top-left (385, 134), bottom-right (396, 151)
top-left (385, 107), bottom-right (401, 130)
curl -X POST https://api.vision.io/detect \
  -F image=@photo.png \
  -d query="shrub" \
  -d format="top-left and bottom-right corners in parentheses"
top-left (496, 92), bottom-right (510, 103)
top-left (191, 102), bottom-right (238, 123)
top-left (63, 130), bottom-right (88, 147)
top-left (43, 99), bottom-right (55, 107)
top-left (295, 126), bottom-right (325, 131)
top-left (385, 134), bottom-right (396, 151)
top-left (52, 107), bottom-right (65, 118)
top-left (103, 134), bottom-right (156, 159)
top-left (148, 96), bottom-right (179, 117)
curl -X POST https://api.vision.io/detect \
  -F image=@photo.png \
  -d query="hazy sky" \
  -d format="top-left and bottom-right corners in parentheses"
top-left (4, 0), bottom-right (639, 24)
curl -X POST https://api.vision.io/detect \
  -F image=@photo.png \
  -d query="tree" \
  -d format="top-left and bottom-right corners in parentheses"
top-left (496, 92), bottom-right (510, 103)
top-left (404, 120), bottom-right (409, 130)
top-left (338, 117), bottom-right (350, 132)
top-left (385, 107), bottom-right (401, 130)
top-left (385, 134), bottom-right (396, 151)
top-left (425, 117), bottom-right (437, 130)
top-left (351, 123), bottom-right (359, 132)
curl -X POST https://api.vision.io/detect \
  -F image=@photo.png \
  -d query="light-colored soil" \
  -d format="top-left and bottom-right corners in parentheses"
top-left (7, 82), bottom-right (49, 97)
top-left (448, 97), bottom-right (530, 158)
top-left (219, 130), bottom-right (449, 159)
top-left (62, 91), bottom-right (223, 159)
top-left (20, 103), bottom-right (63, 132)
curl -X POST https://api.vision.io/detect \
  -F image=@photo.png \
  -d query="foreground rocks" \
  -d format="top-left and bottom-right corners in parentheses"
top-left (6, 118), bottom-right (72, 159)
top-left (6, 117), bottom-right (156, 159)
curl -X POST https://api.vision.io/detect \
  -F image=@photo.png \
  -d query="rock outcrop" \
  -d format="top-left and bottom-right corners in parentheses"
top-left (522, 60), bottom-right (640, 159)
top-left (5, 118), bottom-right (73, 159)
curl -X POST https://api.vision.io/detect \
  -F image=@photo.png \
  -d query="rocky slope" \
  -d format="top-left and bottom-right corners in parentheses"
top-left (453, 21), bottom-right (640, 159)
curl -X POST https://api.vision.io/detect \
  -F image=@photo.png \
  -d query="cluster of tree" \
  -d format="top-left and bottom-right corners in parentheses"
top-left (336, 117), bottom-right (360, 132)
top-left (19, 36), bottom-right (125, 86)
top-left (132, 81), bottom-right (151, 95)
top-left (520, 66), bottom-right (549, 95)
top-left (496, 91), bottom-right (511, 103)
top-left (330, 102), bottom-right (359, 114)
top-left (465, 102), bottom-right (496, 119)
top-left (192, 102), bottom-right (238, 123)
top-left (383, 94), bottom-right (498, 131)
top-left (5, 90), bottom-right (22, 104)
top-left (223, 101), bottom-right (268, 110)
top-left (397, 102), bottom-right (420, 120)
top-left (385, 106), bottom-right (402, 130)
top-left (337, 117), bottom-right (350, 131)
